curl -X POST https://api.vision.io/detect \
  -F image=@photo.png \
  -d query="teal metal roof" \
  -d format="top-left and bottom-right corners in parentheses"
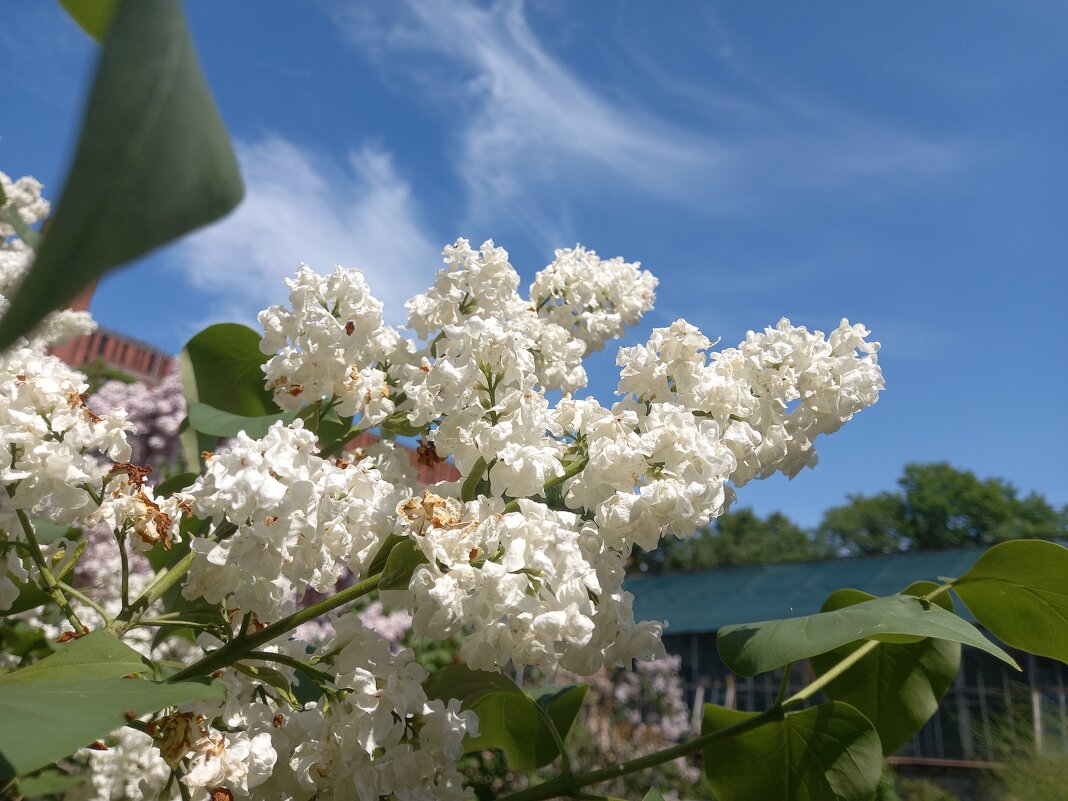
top-left (626, 547), bottom-right (988, 635)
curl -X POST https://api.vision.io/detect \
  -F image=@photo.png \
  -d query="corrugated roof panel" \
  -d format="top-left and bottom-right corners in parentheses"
top-left (625, 547), bottom-right (989, 634)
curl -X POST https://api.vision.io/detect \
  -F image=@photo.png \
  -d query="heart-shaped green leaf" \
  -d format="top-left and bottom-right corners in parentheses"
top-left (0, 631), bottom-right (224, 777)
top-left (810, 582), bottom-right (961, 754)
top-left (717, 594), bottom-right (1016, 677)
top-left (0, 630), bottom-right (150, 685)
top-left (180, 324), bottom-right (275, 419)
top-left (952, 539), bottom-right (1068, 664)
top-left (702, 701), bottom-right (882, 801)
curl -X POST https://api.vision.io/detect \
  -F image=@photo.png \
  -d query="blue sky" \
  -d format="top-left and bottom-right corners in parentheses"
top-left (2, 2), bottom-right (1065, 526)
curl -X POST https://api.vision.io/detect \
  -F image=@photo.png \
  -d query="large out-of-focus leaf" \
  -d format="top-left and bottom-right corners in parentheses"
top-left (0, 630), bottom-right (224, 778)
top-left (0, 630), bottom-right (150, 685)
top-left (717, 594), bottom-right (1017, 677)
top-left (810, 582), bottom-right (961, 754)
top-left (952, 539), bottom-right (1068, 664)
top-left (15, 766), bottom-right (87, 798)
top-left (0, 676), bottom-right (223, 778)
top-left (702, 701), bottom-right (882, 801)
top-left (0, 0), bottom-right (243, 351)
top-left (59, 0), bottom-right (118, 40)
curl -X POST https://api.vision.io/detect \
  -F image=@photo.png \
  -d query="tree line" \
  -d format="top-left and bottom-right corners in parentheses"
top-left (632, 462), bottom-right (1068, 574)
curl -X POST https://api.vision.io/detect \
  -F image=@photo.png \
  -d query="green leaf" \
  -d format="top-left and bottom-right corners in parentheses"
top-left (315, 405), bottom-right (353, 449)
top-left (0, 630), bottom-right (222, 777)
top-left (0, 0), bottom-right (243, 351)
top-left (15, 766), bottom-right (86, 798)
top-left (188, 401), bottom-right (294, 438)
top-left (702, 701), bottom-right (883, 801)
top-left (525, 683), bottom-right (588, 746)
top-left (180, 324), bottom-right (275, 418)
top-left (378, 539), bottom-right (428, 591)
top-left (31, 518), bottom-right (81, 547)
top-left (423, 664), bottom-right (586, 770)
top-left (59, 0), bottom-right (118, 41)
top-left (381, 410), bottom-right (425, 438)
top-left (952, 539), bottom-right (1068, 663)
top-left (366, 534), bottom-right (407, 578)
top-left (177, 416), bottom-right (215, 474)
top-left (0, 676), bottom-right (223, 778)
top-left (0, 630), bottom-right (150, 685)
top-left (154, 472), bottom-right (199, 498)
top-left (233, 662), bottom-right (299, 707)
top-left (717, 594), bottom-right (1017, 677)
top-left (642, 790), bottom-right (666, 801)
top-left (810, 582), bottom-right (961, 755)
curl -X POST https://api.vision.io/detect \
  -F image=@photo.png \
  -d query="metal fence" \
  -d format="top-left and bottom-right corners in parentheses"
top-left (663, 632), bottom-right (1068, 765)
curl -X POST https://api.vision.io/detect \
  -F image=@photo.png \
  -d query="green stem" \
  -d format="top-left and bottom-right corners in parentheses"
top-left (13, 507), bottom-right (85, 633)
top-left (115, 530), bottom-right (130, 612)
top-left (774, 661), bottom-right (794, 706)
top-left (497, 705), bottom-right (780, 801)
top-left (110, 521), bottom-right (237, 636)
top-left (110, 549), bottom-right (195, 636)
top-left (167, 572), bottom-right (381, 682)
top-left (504, 454), bottom-right (589, 514)
top-left (134, 618), bottom-right (223, 632)
top-left (244, 650), bottom-right (337, 687)
top-left (925, 583), bottom-right (953, 601)
top-left (782, 639), bottom-right (880, 707)
top-left (57, 580), bottom-right (113, 625)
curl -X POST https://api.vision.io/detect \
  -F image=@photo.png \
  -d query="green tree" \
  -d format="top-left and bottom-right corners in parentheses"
top-left (632, 508), bottom-right (828, 573)
top-left (822, 462), bottom-right (1066, 554)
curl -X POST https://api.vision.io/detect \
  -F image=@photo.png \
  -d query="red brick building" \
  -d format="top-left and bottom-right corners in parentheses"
top-left (47, 281), bottom-right (173, 383)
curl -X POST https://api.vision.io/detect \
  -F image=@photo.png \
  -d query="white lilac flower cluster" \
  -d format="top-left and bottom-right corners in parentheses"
top-left (258, 265), bottom-right (409, 423)
top-left (190, 238), bottom-right (880, 676)
top-left (0, 188), bottom-right (883, 799)
top-left (0, 174), bottom-right (184, 611)
top-left (74, 619), bottom-right (473, 801)
top-left (616, 317), bottom-right (884, 486)
top-left (180, 421), bottom-right (401, 623)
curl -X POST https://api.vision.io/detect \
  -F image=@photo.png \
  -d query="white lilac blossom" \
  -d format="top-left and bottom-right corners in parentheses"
top-left (530, 245), bottom-right (657, 354)
top-left (286, 618), bottom-right (474, 801)
top-left (0, 208), bottom-right (885, 799)
top-left (258, 265), bottom-right (408, 423)
top-left (616, 317), bottom-right (884, 485)
top-left (0, 343), bottom-right (133, 530)
top-left (181, 420), bottom-right (398, 622)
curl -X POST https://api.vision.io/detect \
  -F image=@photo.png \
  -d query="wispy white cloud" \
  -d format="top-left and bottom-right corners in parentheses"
top-left (174, 135), bottom-right (440, 328)
top-left (332, 0), bottom-right (965, 237)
